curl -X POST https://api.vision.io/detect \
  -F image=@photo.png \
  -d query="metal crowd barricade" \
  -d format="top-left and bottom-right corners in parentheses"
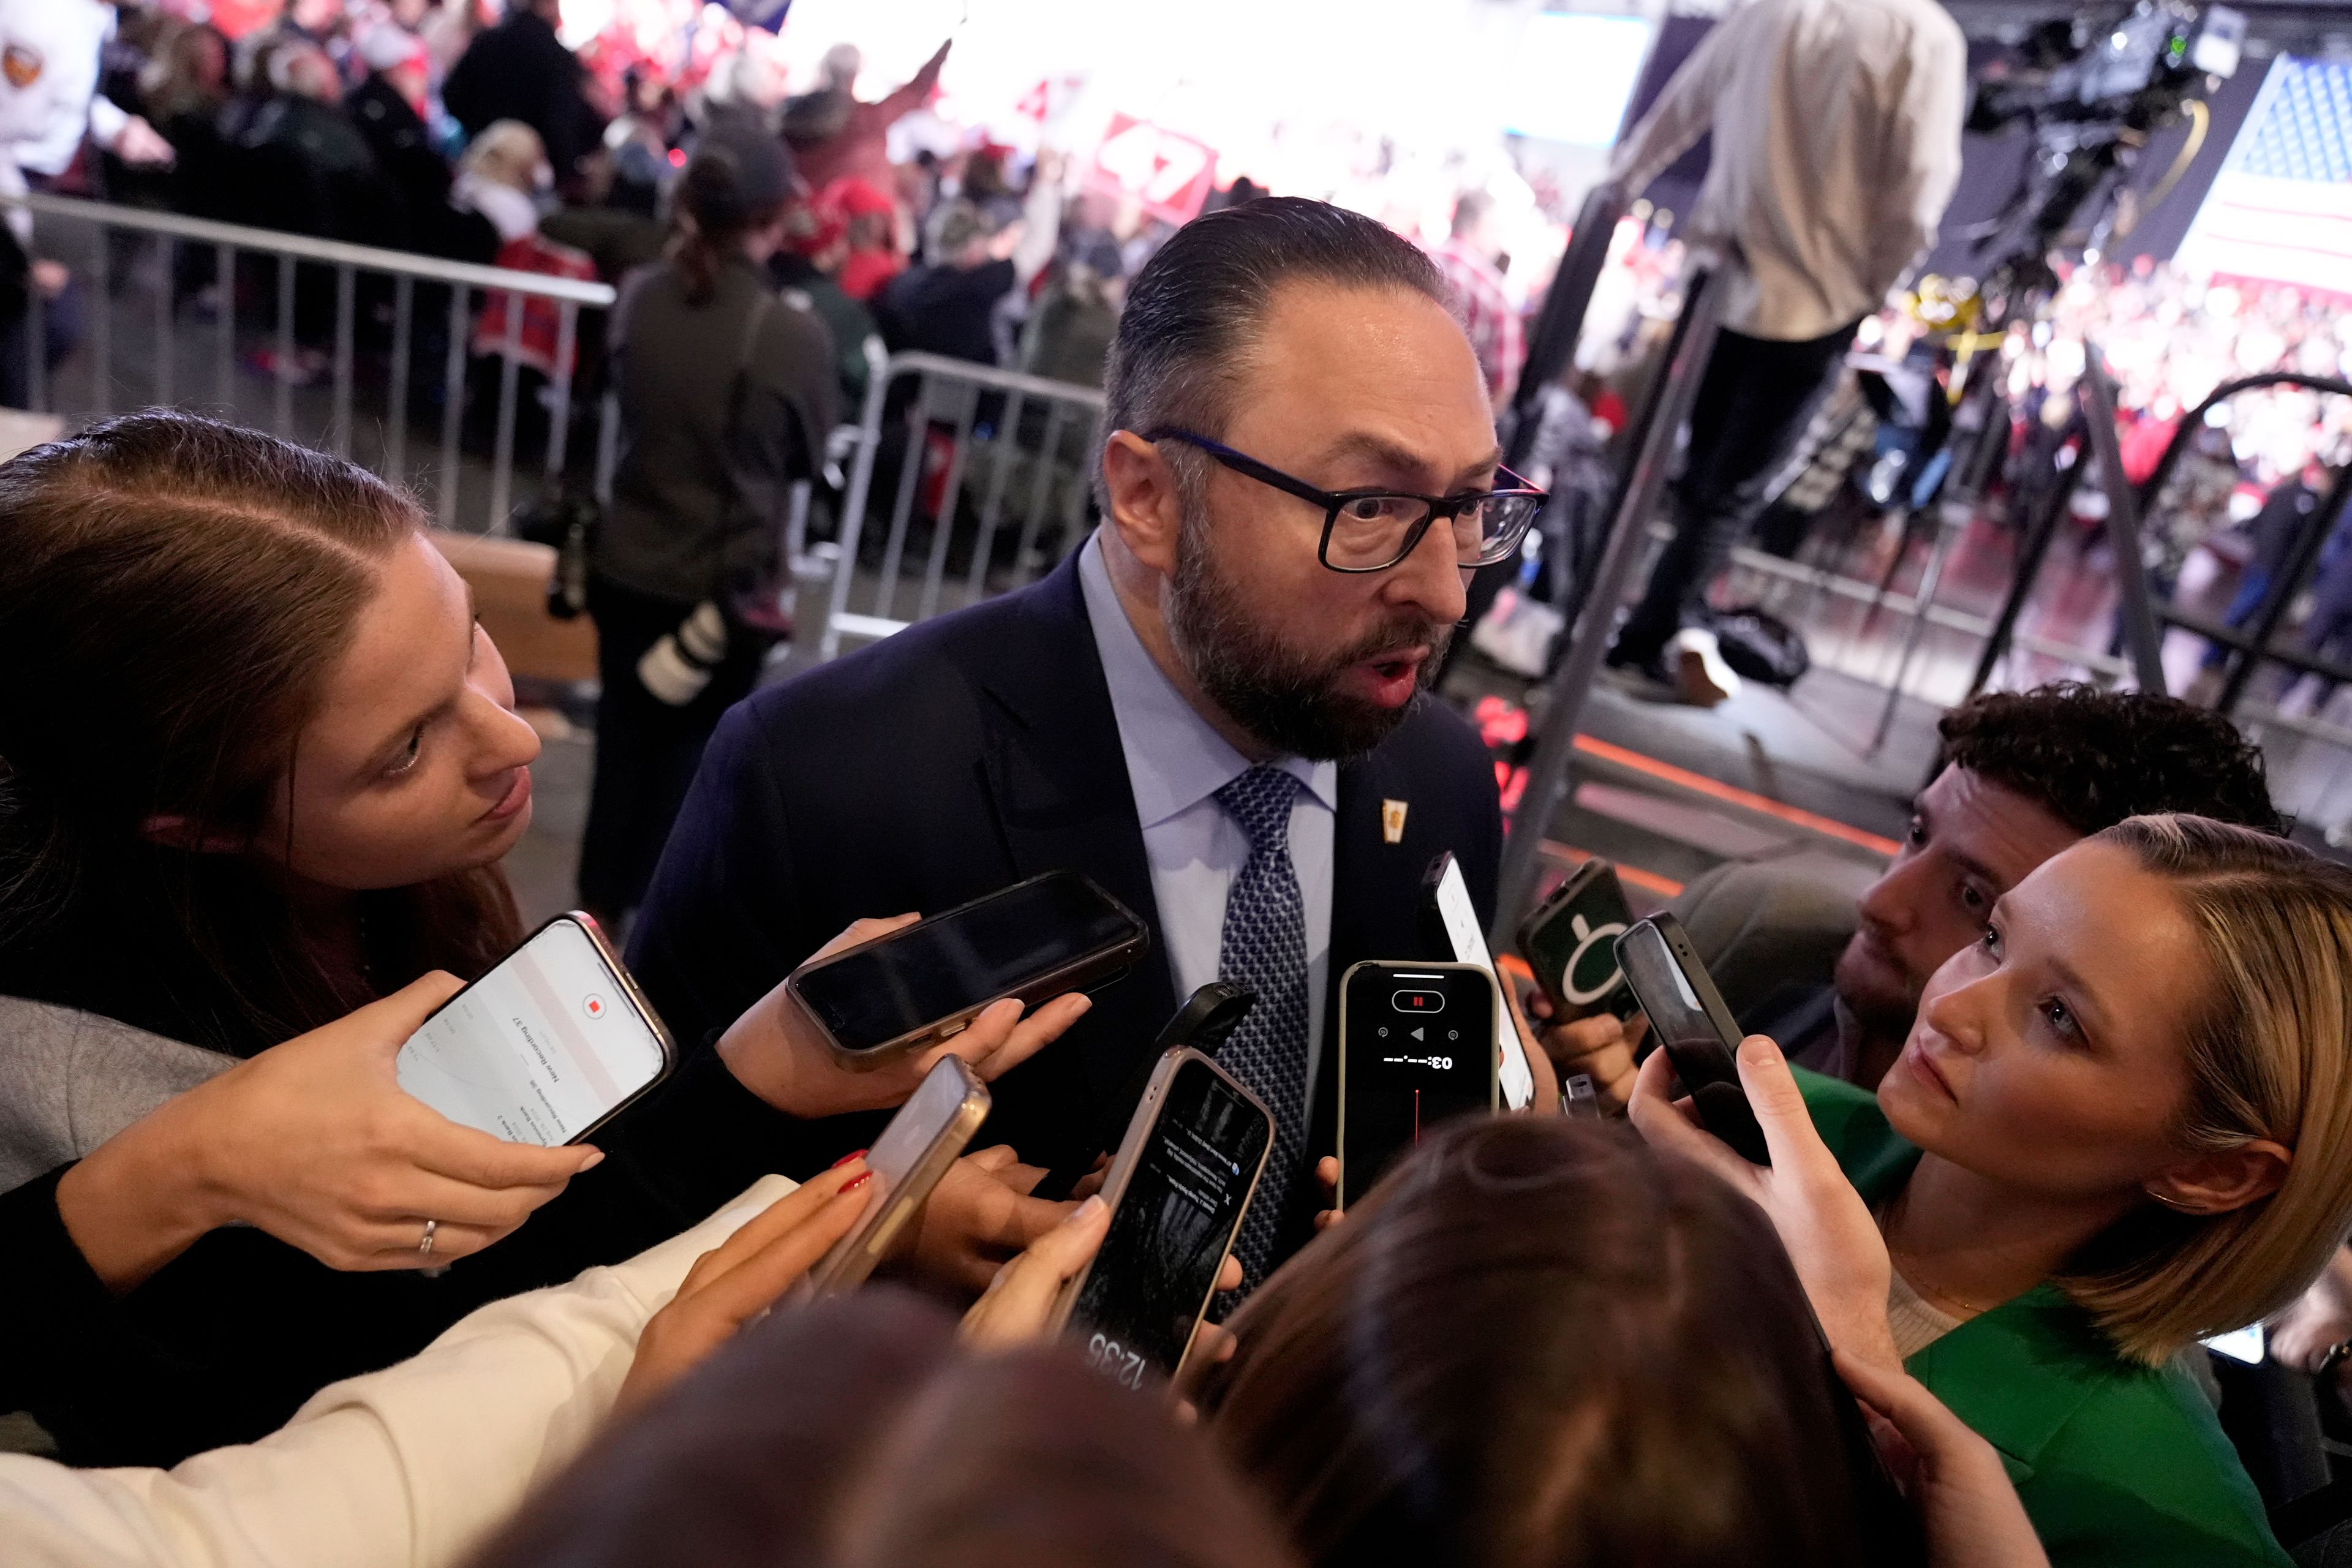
top-left (4, 191), bottom-right (616, 533)
top-left (820, 350), bottom-right (1106, 659)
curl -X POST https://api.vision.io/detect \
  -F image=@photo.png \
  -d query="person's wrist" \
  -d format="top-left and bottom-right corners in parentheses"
top-left (55, 1109), bottom-right (219, 1291)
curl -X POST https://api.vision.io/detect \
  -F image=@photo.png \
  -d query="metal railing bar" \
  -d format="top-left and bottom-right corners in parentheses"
top-left (545, 300), bottom-right (577, 478)
top-left (1, 190), bottom-right (614, 304)
top-left (915, 393), bottom-right (979, 621)
top-left (386, 274), bottom-right (412, 479)
top-left (966, 388), bottom-right (1025, 602)
top-left (331, 264), bottom-right (355, 458)
top-left (1009, 402), bottom-right (1068, 585)
top-left (827, 611), bottom-right (908, 644)
top-left (883, 350), bottom-right (1106, 409)
top-left (487, 294), bottom-right (523, 532)
top-left (437, 282), bottom-right (467, 527)
top-left (820, 352), bottom-right (895, 660)
top-left (273, 255), bottom-right (293, 437)
top-left (873, 386), bottom-right (931, 621)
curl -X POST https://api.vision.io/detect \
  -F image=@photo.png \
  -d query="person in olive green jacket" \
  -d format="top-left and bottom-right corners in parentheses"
top-left (1637, 813), bottom-right (2352, 1568)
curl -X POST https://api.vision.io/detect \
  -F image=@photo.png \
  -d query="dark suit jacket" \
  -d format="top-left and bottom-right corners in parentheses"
top-left (630, 551), bottom-right (1502, 1250)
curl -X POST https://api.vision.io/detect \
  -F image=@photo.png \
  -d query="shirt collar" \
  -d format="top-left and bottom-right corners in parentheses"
top-left (1077, 531), bottom-right (1336, 829)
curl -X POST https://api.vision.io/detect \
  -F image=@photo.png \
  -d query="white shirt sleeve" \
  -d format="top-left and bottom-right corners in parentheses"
top-left (1606, 9), bottom-right (1748, 193)
top-left (84, 95), bottom-right (127, 153)
top-left (0, 1174), bottom-right (799, 1568)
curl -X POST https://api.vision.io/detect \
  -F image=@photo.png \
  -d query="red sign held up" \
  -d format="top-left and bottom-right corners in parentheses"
top-left (1087, 113), bottom-right (1219, 226)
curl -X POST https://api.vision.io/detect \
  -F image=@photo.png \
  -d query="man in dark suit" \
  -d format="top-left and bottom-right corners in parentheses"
top-left (630, 197), bottom-right (1545, 1292)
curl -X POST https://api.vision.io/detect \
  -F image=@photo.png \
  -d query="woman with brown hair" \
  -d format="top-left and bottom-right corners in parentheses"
top-left (0, 410), bottom-right (1085, 1468)
top-left (466, 1289), bottom-right (1298, 1568)
top-left (1638, 814), bottom-right (2352, 1566)
top-left (1193, 1115), bottom-right (1912, 1568)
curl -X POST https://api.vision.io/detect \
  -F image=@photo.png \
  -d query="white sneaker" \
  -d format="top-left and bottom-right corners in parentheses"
top-left (1667, 627), bottom-right (1741, 708)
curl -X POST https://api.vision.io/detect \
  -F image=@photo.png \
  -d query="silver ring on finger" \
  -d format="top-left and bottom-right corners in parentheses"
top-left (418, 1218), bottom-right (439, 1257)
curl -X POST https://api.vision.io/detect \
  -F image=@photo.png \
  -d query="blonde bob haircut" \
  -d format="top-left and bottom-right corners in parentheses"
top-left (2056, 814), bottom-right (2352, 1363)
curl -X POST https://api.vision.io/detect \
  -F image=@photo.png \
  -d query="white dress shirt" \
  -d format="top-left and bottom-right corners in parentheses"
top-left (1076, 533), bottom-right (1338, 1096)
top-left (0, 1175), bottom-right (799, 1568)
top-left (1610, 0), bottom-right (1967, 342)
top-left (0, 0), bottom-right (132, 243)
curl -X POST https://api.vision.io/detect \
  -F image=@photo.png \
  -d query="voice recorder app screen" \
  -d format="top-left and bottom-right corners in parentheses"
top-left (397, 919), bottom-right (665, 1145)
top-left (1342, 966), bottom-right (1495, 1197)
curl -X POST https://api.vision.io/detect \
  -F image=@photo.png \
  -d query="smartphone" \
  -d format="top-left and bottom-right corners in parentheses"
top-left (1336, 960), bottom-right (1499, 1207)
top-left (1613, 914), bottom-right (1771, 1166)
top-left (1419, 852), bottom-right (1536, 1110)
top-left (802, 1055), bottom-right (991, 1297)
top-left (1055, 1048), bottom-right (1275, 1391)
top-left (1033, 981), bottom-right (1257, 1203)
top-left (785, 871), bottom-right (1149, 1066)
top-left (396, 913), bottom-right (674, 1147)
top-left (1516, 859), bottom-right (1639, 1022)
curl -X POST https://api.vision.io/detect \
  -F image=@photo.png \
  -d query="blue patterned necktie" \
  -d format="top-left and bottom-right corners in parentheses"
top-left (1211, 764), bottom-right (1311, 1302)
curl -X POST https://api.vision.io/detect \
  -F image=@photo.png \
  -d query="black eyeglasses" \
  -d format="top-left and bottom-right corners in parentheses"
top-left (1144, 429), bottom-right (1548, 573)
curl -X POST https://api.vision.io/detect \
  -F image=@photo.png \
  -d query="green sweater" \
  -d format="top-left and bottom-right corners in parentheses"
top-left (1796, 1067), bottom-right (2290, 1568)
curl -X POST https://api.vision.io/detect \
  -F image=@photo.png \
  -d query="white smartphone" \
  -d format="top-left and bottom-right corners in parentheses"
top-left (1422, 853), bottom-right (1537, 1110)
top-left (396, 913), bottom-right (674, 1146)
top-left (802, 1056), bottom-right (992, 1297)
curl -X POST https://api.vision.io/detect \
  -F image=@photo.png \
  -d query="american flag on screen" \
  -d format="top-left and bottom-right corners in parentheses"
top-left (2175, 58), bottom-right (2352, 302)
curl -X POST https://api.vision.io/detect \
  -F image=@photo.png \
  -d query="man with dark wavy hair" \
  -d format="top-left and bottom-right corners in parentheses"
top-left (1550, 682), bottom-right (2282, 1096)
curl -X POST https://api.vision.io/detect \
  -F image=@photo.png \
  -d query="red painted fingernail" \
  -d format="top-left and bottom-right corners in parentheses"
top-left (842, 1170), bottom-right (874, 1193)
top-left (831, 1148), bottom-right (869, 1169)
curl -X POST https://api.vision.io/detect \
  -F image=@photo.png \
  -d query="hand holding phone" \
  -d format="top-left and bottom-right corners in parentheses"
top-left (1052, 1049), bottom-right (1275, 1390)
top-left (1032, 982), bottom-right (1257, 1203)
top-left (397, 913), bottom-right (674, 1147)
top-left (783, 872), bottom-right (1147, 1068)
top-left (717, 914), bottom-right (1096, 1121)
top-left (1612, 915), bottom-right (1769, 1165)
top-left (801, 1056), bottom-right (992, 1297)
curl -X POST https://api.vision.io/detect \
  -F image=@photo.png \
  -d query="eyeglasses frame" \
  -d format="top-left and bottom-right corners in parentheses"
top-left (1141, 428), bottom-right (1548, 574)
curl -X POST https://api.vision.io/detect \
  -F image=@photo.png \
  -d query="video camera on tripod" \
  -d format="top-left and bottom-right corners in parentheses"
top-left (1963, 1), bottom-right (2245, 295)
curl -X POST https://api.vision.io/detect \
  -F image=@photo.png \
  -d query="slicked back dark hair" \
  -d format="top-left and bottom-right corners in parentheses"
top-left (1097, 197), bottom-right (1448, 503)
top-left (1934, 682), bottom-right (2283, 837)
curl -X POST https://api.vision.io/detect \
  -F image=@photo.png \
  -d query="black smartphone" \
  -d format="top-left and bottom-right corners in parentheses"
top-left (1515, 859), bottom-right (1638, 1022)
top-left (1055, 1049), bottom-right (1275, 1390)
top-left (1032, 982), bottom-right (1257, 1202)
top-left (1336, 960), bottom-right (1499, 1207)
top-left (1612, 914), bottom-right (1770, 1166)
top-left (396, 912), bottom-right (674, 1147)
top-left (784, 871), bottom-right (1149, 1065)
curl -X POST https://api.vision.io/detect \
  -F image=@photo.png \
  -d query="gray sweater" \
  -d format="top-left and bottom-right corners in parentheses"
top-left (0, 997), bottom-right (233, 1193)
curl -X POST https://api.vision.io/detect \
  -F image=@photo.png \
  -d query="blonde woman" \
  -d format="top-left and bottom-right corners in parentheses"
top-left (1638, 813), bottom-right (2352, 1567)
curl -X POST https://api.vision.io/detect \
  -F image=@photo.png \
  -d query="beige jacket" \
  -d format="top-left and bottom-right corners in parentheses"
top-left (0, 1175), bottom-right (796, 1568)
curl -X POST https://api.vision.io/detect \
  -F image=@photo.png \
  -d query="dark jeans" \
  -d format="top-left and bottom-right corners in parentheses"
top-left (1611, 320), bottom-right (1860, 665)
top-left (578, 575), bottom-right (768, 922)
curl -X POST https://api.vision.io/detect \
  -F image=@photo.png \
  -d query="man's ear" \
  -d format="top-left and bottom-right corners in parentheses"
top-left (2144, 1138), bottom-right (2292, 1216)
top-left (1098, 431), bottom-right (1185, 579)
top-left (140, 814), bottom-right (248, 856)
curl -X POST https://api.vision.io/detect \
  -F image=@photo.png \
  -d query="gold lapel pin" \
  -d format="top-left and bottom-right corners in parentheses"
top-left (1381, 799), bottom-right (1409, 845)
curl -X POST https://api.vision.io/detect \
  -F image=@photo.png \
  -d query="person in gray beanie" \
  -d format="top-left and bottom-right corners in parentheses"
top-left (581, 127), bottom-right (838, 929)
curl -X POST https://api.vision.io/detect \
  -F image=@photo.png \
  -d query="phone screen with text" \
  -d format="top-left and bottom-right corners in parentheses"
top-left (1341, 965), bottom-right (1496, 1204)
top-left (397, 919), bottom-right (666, 1145)
top-left (1072, 1059), bottom-right (1270, 1389)
top-left (1430, 856), bottom-right (1536, 1109)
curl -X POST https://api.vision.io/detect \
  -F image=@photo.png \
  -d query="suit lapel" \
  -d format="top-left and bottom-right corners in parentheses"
top-left (973, 557), bottom-right (1178, 1116)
